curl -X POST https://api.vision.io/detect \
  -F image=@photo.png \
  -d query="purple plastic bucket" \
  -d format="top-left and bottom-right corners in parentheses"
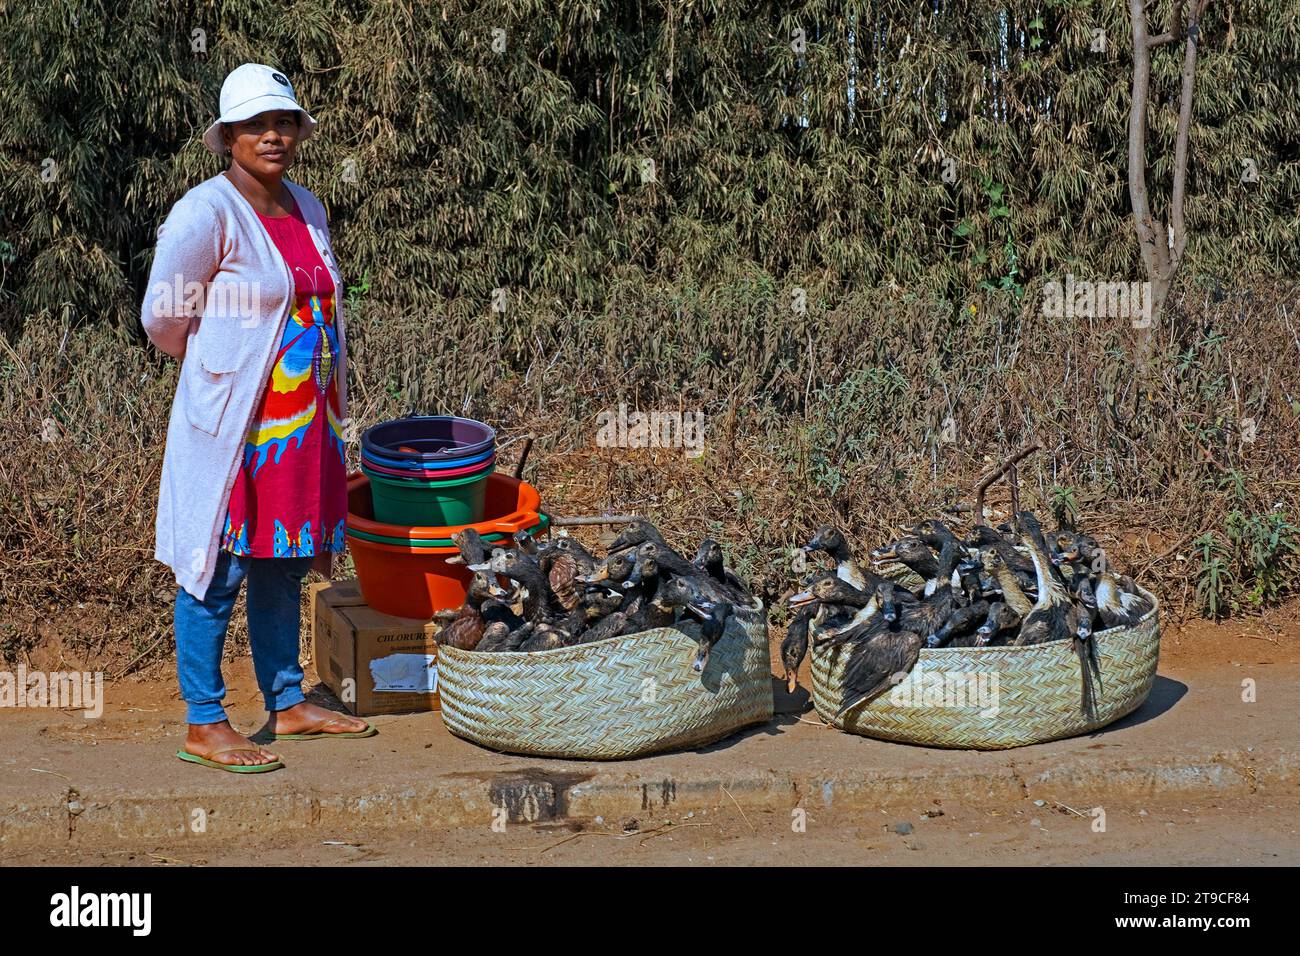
top-left (360, 453), bottom-right (497, 480)
top-left (362, 416), bottom-right (496, 461)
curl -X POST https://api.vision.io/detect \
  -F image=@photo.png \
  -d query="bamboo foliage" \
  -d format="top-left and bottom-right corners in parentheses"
top-left (1, 1), bottom-right (1296, 333)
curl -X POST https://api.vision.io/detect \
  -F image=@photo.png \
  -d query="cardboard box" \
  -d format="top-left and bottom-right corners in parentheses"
top-left (310, 579), bottom-right (442, 716)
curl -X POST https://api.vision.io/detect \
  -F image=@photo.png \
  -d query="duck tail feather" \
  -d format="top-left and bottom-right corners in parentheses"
top-left (1074, 636), bottom-right (1098, 722)
top-left (1088, 636), bottom-right (1104, 697)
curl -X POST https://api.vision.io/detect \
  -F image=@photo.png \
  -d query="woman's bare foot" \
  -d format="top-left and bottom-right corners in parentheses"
top-left (267, 701), bottom-right (370, 736)
top-left (184, 721), bottom-right (281, 767)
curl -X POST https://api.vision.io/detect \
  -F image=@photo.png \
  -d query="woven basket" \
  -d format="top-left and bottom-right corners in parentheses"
top-left (438, 602), bottom-right (773, 759)
top-left (810, 586), bottom-right (1160, 749)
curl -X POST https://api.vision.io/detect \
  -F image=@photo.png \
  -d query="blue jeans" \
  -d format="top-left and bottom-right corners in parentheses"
top-left (174, 550), bottom-right (314, 724)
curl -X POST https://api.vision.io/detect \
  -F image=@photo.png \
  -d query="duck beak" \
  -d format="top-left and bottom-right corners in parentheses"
top-left (974, 627), bottom-right (993, 646)
top-left (881, 596), bottom-right (898, 622)
top-left (785, 669), bottom-right (799, 694)
top-left (687, 600), bottom-right (716, 618)
top-left (579, 578), bottom-right (623, 596)
top-left (787, 589), bottom-right (816, 608)
top-left (870, 546), bottom-right (898, 563)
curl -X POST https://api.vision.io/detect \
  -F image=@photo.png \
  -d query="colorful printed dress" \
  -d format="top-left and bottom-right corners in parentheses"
top-left (221, 198), bottom-right (347, 559)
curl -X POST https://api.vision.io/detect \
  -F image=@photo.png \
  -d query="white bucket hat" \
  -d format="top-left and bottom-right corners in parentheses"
top-left (202, 63), bottom-right (317, 155)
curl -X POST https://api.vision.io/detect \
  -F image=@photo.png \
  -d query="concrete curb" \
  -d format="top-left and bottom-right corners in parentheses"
top-left (3, 748), bottom-right (1294, 848)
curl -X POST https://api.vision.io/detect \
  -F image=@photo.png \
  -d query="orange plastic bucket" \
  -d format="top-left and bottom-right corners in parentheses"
top-left (347, 472), bottom-right (541, 539)
top-left (345, 472), bottom-right (545, 619)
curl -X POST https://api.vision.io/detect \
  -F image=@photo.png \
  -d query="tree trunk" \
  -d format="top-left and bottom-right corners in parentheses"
top-left (1127, 0), bottom-right (1209, 380)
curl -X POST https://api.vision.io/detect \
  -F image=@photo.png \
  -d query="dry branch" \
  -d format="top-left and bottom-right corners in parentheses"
top-left (973, 444), bottom-right (1042, 525)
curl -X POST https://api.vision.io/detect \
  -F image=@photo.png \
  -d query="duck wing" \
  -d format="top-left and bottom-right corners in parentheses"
top-left (576, 610), bottom-right (629, 645)
top-left (548, 553), bottom-right (580, 611)
top-left (1015, 602), bottom-right (1080, 646)
top-left (836, 628), bottom-right (923, 717)
top-left (475, 621), bottom-right (511, 652)
top-left (502, 622), bottom-right (533, 651)
top-left (816, 598), bottom-right (886, 649)
top-left (439, 605), bottom-right (485, 650)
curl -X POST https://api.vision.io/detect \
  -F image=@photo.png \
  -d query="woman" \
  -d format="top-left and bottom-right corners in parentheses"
top-left (142, 63), bottom-right (374, 773)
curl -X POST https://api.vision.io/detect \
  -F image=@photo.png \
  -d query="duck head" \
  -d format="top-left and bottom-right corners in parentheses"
top-left (447, 528), bottom-right (488, 567)
top-left (694, 538), bottom-right (725, 569)
top-left (577, 550), bottom-right (635, 591)
top-left (870, 535), bottom-right (931, 568)
top-left (1056, 532), bottom-right (1100, 566)
top-left (608, 518), bottom-right (662, 553)
top-left (581, 585), bottom-right (626, 619)
top-left (803, 525), bottom-right (848, 558)
top-left (787, 573), bottom-right (870, 609)
top-left (876, 579), bottom-right (901, 623)
top-left (654, 576), bottom-right (718, 620)
top-left (912, 518), bottom-right (959, 549)
top-left (513, 529), bottom-right (539, 556)
top-left (1078, 579), bottom-right (1100, 615)
top-left (553, 535), bottom-right (594, 561)
top-left (464, 569), bottom-right (502, 606)
top-left (967, 524), bottom-right (1010, 549)
top-left (622, 554), bottom-right (660, 592)
top-left (974, 601), bottom-right (1020, 646)
top-left (979, 548), bottom-right (1007, 575)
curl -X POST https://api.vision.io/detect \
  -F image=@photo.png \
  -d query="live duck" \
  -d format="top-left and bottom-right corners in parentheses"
top-left (1014, 511), bottom-right (1101, 719)
top-left (803, 526), bottom-right (873, 590)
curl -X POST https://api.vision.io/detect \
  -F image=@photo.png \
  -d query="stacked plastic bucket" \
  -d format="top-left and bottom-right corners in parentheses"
top-left (361, 416), bottom-right (498, 525)
top-left (347, 416), bottom-right (548, 619)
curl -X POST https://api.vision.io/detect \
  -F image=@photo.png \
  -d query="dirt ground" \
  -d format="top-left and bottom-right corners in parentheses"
top-left (2, 599), bottom-right (1296, 867)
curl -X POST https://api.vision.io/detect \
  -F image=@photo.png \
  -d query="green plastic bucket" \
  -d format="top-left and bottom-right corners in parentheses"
top-left (363, 463), bottom-right (494, 526)
top-left (346, 514), bottom-right (550, 549)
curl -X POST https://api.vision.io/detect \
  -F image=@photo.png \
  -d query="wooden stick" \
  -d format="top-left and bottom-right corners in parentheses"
top-left (512, 435), bottom-right (534, 480)
top-left (721, 784), bottom-right (756, 831)
top-left (973, 443), bottom-right (1041, 524)
top-left (550, 515), bottom-right (641, 526)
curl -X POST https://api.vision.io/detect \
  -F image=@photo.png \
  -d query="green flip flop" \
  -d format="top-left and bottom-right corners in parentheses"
top-left (176, 745), bottom-right (284, 773)
top-left (272, 719), bottom-right (377, 741)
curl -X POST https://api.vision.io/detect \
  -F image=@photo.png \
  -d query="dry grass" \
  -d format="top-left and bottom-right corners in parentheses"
top-left (2, 278), bottom-right (1297, 673)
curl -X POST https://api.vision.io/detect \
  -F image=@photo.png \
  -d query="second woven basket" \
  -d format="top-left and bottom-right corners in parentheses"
top-left (438, 602), bottom-right (773, 759)
top-left (810, 585), bottom-right (1161, 749)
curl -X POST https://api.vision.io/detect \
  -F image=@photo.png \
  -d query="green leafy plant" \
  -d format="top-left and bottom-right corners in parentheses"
top-left (1048, 484), bottom-right (1080, 529)
top-left (1194, 531), bottom-right (1233, 618)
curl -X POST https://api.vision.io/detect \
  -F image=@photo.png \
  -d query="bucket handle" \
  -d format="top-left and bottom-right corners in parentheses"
top-left (477, 510), bottom-right (540, 533)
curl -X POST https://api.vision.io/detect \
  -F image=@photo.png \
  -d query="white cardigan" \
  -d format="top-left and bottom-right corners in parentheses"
top-left (141, 173), bottom-right (348, 600)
